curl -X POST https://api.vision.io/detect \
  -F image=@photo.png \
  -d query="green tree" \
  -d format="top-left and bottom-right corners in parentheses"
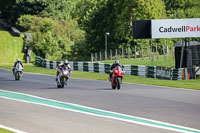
top-left (1, 0), bottom-right (79, 24)
top-left (0, 0), bottom-right (48, 24)
top-left (17, 15), bottom-right (84, 60)
top-left (164, 0), bottom-right (200, 42)
top-left (82, 0), bottom-right (166, 56)
top-left (41, 0), bottom-right (78, 20)
top-left (164, 0), bottom-right (200, 18)
top-left (0, 0), bottom-right (15, 17)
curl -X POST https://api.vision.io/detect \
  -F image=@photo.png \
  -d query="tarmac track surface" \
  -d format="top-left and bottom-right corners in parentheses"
top-left (0, 69), bottom-right (200, 133)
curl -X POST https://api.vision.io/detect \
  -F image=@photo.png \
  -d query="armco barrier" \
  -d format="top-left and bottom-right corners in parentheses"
top-left (35, 56), bottom-right (184, 80)
top-left (147, 66), bottom-right (156, 78)
top-left (156, 66), bottom-right (171, 80)
top-left (171, 68), bottom-right (184, 80)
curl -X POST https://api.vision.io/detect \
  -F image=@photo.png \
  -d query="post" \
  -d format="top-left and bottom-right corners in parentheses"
top-left (122, 46), bottom-right (124, 58)
top-left (104, 51), bottom-right (106, 60)
top-left (151, 39), bottom-right (153, 61)
top-left (110, 49), bottom-right (112, 60)
top-left (91, 53), bottom-right (93, 62)
top-left (167, 45), bottom-right (169, 55)
top-left (187, 38), bottom-right (193, 78)
top-left (142, 47), bottom-right (144, 60)
top-left (105, 34), bottom-right (107, 60)
top-left (162, 44), bottom-right (166, 61)
top-left (156, 44), bottom-right (158, 60)
top-left (180, 39), bottom-right (184, 68)
top-left (115, 48), bottom-right (118, 59)
top-left (128, 48), bottom-right (130, 58)
top-left (95, 52), bottom-right (98, 61)
top-left (105, 32), bottom-right (110, 60)
top-left (99, 51), bottom-right (102, 61)
top-left (135, 46), bottom-right (137, 59)
top-left (171, 45), bottom-right (174, 59)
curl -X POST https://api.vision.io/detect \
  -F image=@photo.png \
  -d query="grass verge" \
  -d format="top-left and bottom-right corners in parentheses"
top-left (0, 27), bottom-right (24, 63)
top-left (100, 55), bottom-right (175, 68)
top-left (0, 128), bottom-right (15, 133)
top-left (0, 63), bottom-right (200, 90)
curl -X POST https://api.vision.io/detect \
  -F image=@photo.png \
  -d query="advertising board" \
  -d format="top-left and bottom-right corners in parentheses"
top-left (152, 18), bottom-right (200, 39)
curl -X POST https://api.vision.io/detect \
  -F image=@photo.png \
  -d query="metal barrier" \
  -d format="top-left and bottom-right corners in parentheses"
top-left (35, 56), bottom-right (184, 80)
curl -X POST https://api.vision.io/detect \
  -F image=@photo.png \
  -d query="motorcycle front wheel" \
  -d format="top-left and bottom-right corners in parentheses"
top-left (111, 77), bottom-right (116, 89)
top-left (112, 84), bottom-right (116, 89)
top-left (117, 78), bottom-right (121, 89)
top-left (60, 77), bottom-right (67, 88)
top-left (57, 83), bottom-right (61, 88)
top-left (15, 72), bottom-right (20, 80)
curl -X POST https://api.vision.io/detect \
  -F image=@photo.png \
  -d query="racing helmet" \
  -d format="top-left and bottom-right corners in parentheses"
top-left (64, 60), bottom-right (69, 65)
top-left (17, 58), bottom-right (21, 62)
top-left (114, 60), bottom-right (119, 65)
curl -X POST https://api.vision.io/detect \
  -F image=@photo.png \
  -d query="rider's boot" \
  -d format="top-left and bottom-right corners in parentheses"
top-left (108, 76), bottom-right (111, 82)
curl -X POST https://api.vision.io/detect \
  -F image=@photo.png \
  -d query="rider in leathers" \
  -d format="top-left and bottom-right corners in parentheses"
top-left (13, 58), bottom-right (24, 74)
top-left (109, 60), bottom-right (122, 81)
top-left (56, 60), bottom-right (72, 81)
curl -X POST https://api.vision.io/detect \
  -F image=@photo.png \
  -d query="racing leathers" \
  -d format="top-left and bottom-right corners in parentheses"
top-left (56, 63), bottom-right (72, 81)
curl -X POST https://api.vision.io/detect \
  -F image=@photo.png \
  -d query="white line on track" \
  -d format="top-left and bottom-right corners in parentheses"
top-left (0, 124), bottom-right (27, 133)
top-left (0, 90), bottom-right (200, 133)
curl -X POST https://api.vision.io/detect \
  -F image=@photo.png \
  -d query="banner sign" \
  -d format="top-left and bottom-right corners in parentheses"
top-left (152, 18), bottom-right (200, 38)
top-left (132, 20), bottom-right (151, 39)
top-left (156, 66), bottom-right (171, 80)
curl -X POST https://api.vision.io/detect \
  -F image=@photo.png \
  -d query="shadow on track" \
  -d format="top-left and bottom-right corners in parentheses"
top-left (2, 79), bottom-right (17, 81)
top-left (97, 88), bottom-right (114, 91)
top-left (39, 87), bottom-right (61, 89)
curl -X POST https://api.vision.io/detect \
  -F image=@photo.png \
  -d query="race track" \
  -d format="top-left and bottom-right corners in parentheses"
top-left (0, 68), bottom-right (200, 133)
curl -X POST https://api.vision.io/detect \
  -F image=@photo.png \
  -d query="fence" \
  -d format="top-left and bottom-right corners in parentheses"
top-left (35, 56), bottom-right (185, 80)
top-left (91, 45), bottom-right (174, 61)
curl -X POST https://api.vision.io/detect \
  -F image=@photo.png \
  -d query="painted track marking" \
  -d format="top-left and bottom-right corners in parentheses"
top-left (0, 124), bottom-right (26, 133)
top-left (0, 90), bottom-right (200, 133)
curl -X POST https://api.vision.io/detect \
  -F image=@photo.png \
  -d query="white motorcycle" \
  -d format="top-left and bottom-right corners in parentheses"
top-left (57, 67), bottom-right (71, 88)
top-left (14, 63), bottom-right (23, 80)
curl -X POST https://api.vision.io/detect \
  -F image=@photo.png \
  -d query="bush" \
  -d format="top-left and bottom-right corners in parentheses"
top-left (17, 15), bottom-right (85, 60)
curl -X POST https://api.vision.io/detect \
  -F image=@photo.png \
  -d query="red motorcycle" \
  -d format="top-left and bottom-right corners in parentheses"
top-left (111, 66), bottom-right (124, 89)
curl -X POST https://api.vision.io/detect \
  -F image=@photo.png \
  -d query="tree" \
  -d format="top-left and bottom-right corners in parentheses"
top-left (0, 0), bottom-right (15, 18)
top-left (164, 0), bottom-right (200, 18)
top-left (82, 0), bottom-right (166, 55)
top-left (0, 0), bottom-right (48, 24)
top-left (164, 0), bottom-right (200, 42)
top-left (17, 15), bottom-right (84, 60)
top-left (41, 0), bottom-right (78, 20)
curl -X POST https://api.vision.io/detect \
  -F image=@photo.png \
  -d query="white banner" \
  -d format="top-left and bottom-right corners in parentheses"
top-left (152, 18), bottom-right (200, 38)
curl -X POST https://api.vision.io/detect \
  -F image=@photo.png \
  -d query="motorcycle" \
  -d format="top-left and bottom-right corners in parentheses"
top-left (14, 63), bottom-right (23, 80)
top-left (57, 67), bottom-right (71, 88)
top-left (111, 66), bottom-right (124, 89)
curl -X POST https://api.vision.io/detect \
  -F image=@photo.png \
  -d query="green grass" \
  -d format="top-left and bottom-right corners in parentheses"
top-left (0, 27), bottom-right (24, 63)
top-left (0, 63), bottom-right (200, 90)
top-left (100, 55), bottom-right (175, 68)
top-left (0, 128), bottom-right (15, 133)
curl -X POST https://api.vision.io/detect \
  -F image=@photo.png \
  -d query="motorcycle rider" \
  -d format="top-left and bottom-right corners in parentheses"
top-left (109, 60), bottom-right (122, 81)
top-left (13, 58), bottom-right (24, 74)
top-left (55, 60), bottom-right (72, 81)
